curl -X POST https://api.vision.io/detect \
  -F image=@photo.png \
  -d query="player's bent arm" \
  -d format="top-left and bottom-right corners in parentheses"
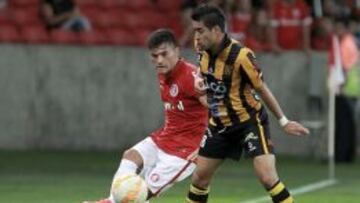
top-left (193, 70), bottom-right (207, 95)
top-left (256, 83), bottom-right (310, 136)
top-left (198, 94), bottom-right (208, 108)
top-left (256, 83), bottom-right (284, 121)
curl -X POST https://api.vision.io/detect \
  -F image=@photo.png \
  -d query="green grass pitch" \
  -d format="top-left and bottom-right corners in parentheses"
top-left (0, 151), bottom-right (359, 203)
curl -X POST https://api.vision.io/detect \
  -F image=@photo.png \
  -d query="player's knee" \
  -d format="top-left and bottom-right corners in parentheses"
top-left (122, 149), bottom-right (143, 163)
top-left (192, 170), bottom-right (211, 188)
top-left (122, 149), bottom-right (137, 159)
top-left (257, 173), bottom-right (278, 188)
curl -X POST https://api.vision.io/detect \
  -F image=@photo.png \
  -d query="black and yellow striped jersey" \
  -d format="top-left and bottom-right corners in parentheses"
top-left (199, 35), bottom-right (263, 128)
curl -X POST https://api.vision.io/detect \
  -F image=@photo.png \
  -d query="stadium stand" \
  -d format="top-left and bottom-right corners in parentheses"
top-left (0, 0), bottom-right (182, 45)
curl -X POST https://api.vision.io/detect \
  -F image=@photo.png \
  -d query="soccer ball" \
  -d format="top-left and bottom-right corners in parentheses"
top-left (111, 173), bottom-right (148, 203)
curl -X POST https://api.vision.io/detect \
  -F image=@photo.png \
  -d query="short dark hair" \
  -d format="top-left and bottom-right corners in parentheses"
top-left (147, 29), bottom-right (178, 49)
top-left (191, 4), bottom-right (226, 32)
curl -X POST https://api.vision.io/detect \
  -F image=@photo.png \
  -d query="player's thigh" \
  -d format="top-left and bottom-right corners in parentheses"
top-left (144, 150), bottom-right (195, 196)
top-left (131, 137), bottom-right (158, 174)
top-left (243, 121), bottom-right (274, 157)
top-left (198, 127), bottom-right (231, 159)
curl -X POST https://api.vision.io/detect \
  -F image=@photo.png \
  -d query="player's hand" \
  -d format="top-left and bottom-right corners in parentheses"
top-left (283, 121), bottom-right (310, 136)
top-left (192, 70), bottom-right (207, 95)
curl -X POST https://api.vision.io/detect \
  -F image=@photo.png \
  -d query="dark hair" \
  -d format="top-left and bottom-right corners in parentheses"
top-left (147, 29), bottom-right (178, 49)
top-left (191, 4), bottom-right (226, 32)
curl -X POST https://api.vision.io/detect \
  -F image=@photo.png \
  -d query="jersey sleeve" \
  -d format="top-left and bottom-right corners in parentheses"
top-left (236, 48), bottom-right (264, 90)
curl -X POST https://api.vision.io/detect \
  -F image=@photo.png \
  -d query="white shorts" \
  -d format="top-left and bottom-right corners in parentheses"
top-left (132, 137), bottom-right (196, 196)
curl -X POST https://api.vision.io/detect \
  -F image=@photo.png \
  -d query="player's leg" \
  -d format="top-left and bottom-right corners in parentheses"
top-left (82, 149), bottom-right (144, 203)
top-left (110, 137), bottom-right (158, 202)
top-left (82, 149), bottom-right (143, 203)
top-left (253, 155), bottom-right (294, 203)
top-left (248, 110), bottom-right (294, 203)
top-left (83, 137), bottom-right (157, 203)
top-left (143, 149), bottom-right (197, 200)
top-left (185, 127), bottom-right (228, 203)
top-left (186, 156), bottom-right (223, 203)
top-left (112, 148), bottom-right (143, 177)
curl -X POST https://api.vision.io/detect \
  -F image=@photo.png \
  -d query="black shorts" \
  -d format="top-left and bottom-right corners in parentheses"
top-left (198, 108), bottom-right (274, 160)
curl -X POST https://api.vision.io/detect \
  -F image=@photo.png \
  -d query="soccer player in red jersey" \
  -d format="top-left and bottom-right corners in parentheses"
top-left (83, 29), bottom-right (208, 203)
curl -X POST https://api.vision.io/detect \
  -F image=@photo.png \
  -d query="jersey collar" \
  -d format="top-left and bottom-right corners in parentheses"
top-left (206, 34), bottom-right (232, 57)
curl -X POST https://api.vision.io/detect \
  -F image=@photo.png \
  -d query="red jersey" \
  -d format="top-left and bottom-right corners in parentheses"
top-left (271, 0), bottom-right (312, 49)
top-left (150, 59), bottom-right (208, 160)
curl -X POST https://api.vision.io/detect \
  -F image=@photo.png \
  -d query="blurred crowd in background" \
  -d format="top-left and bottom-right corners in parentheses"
top-left (0, 0), bottom-right (359, 53)
top-left (180, 0), bottom-right (360, 54)
top-left (0, 0), bottom-right (359, 107)
top-left (0, 0), bottom-right (359, 162)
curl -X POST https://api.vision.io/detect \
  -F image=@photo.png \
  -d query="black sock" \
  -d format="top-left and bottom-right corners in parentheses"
top-left (185, 184), bottom-right (210, 203)
top-left (268, 180), bottom-right (294, 203)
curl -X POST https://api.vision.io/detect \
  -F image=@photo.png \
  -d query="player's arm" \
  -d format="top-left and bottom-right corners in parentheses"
top-left (193, 69), bottom-right (208, 107)
top-left (198, 94), bottom-right (208, 108)
top-left (256, 83), bottom-right (308, 136)
top-left (239, 48), bottom-right (309, 136)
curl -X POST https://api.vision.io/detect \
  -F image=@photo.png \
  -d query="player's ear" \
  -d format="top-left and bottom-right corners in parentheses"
top-left (175, 46), bottom-right (180, 56)
top-left (212, 25), bottom-right (222, 34)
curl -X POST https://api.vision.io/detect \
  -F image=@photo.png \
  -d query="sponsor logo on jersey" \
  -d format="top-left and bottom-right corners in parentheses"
top-left (164, 101), bottom-right (185, 111)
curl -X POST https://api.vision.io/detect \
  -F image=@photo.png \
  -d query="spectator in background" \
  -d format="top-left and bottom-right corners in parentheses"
top-left (180, 0), bottom-right (231, 46)
top-left (269, 0), bottom-right (312, 54)
top-left (180, 0), bottom-right (208, 46)
top-left (229, 0), bottom-right (252, 42)
top-left (311, 17), bottom-right (333, 50)
top-left (323, 0), bottom-right (352, 20)
top-left (244, 7), bottom-right (270, 52)
top-left (41, 0), bottom-right (91, 32)
top-left (0, 0), bottom-right (6, 9)
top-left (0, 0), bottom-right (7, 9)
top-left (349, 18), bottom-right (360, 48)
top-left (329, 19), bottom-right (359, 163)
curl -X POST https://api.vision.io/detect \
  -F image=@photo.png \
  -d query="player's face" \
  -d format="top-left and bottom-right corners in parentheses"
top-left (192, 20), bottom-right (216, 51)
top-left (150, 43), bottom-right (179, 75)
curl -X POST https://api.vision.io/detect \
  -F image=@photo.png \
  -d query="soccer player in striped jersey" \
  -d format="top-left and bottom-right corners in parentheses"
top-left (185, 5), bottom-right (310, 203)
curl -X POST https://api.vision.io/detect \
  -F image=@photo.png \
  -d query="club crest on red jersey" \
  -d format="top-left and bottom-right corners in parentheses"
top-left (170, 84), bottom-right (179, 97)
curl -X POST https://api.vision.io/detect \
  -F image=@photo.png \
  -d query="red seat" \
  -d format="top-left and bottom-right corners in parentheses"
top-left (0, 10), bottom-right (11, 25)
top-left (168, 14), bottom-right (183, 38)
top-left (78, 30), bottom-right (103, 45)
top-left (11, 0), bottom-right (39, 8)
top-left (156, 0), bottom-right (181, 12)
top-left (106, 28), bottom-right (136, 45)
top-left (75, 0), bottom-right (96, 8)
top-left (92, 11), bottom-right (120, 29)
top-left (122, 12), bottom-right (149, 29)
top-left (125, 0), bottom-right (153, 11)
top-left (21, 25), bottom-right (49, 43)
top-left (97, 0), bottom-right (119, 10)
top-left (0, 25), bottom-right (21, 43)
top-left (81, 6), bottom-right (100, 19)
top-left (50, 30), bottom-right (79, 44)
top-left (12, 8), bottom-right (42, 26)
top-left (135, 28), bottom-right (152, 46)
top-left (141, 11), bottom-right (169, 29)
